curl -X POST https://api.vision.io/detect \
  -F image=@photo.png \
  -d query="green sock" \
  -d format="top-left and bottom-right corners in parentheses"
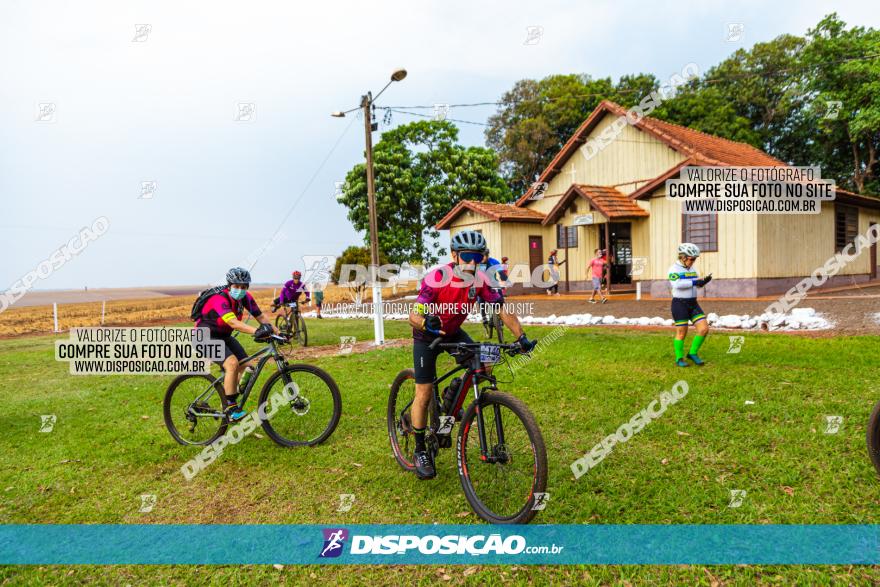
top-left (689, 335), bottom-right (706, 355)
top-left (674, 339), bottom-right (685, 360)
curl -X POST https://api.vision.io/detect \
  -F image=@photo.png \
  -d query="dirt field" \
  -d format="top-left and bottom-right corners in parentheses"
top-left (0, 284), bottom-right (417, 337)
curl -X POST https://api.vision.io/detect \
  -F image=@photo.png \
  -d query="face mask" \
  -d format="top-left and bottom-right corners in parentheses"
top-left (229, 287), bottom-right (247, 300)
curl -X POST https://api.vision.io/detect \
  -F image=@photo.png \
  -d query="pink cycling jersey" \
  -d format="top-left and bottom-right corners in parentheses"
top-left (413, 262), bottom-right (502, 341)
top-left (196, 289), bottom-right (262, 335)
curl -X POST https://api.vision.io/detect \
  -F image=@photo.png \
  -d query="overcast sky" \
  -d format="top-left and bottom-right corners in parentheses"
top-left (3, 0), bottom-right (877, 289)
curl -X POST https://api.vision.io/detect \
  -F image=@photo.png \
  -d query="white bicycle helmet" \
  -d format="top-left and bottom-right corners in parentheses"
top-left (678, 243), bottom-right (701, 258)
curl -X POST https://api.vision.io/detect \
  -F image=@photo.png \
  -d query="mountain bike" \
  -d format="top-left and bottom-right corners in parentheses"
top-left (866, 400), bottom-right (880, 476)
top-left (480, 301), bottom-right (504, 343)
top-left (387, 338), bottom-right (547, 524)
top-left (275, 301), bottom-right (308, 347)
top-left (164, 333), bottom-right (340, 447)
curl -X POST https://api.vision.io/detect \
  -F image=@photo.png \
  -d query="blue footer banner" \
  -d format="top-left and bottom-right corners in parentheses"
top-left (1, 525), bottom-right (878, 565)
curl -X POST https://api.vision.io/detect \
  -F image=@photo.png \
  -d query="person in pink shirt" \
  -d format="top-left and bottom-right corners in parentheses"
top-left (588, 249), bottom-right (609, 304)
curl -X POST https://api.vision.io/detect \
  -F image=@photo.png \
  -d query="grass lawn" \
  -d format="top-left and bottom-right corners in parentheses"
top-left (1, 318), bottom-right (879, 584)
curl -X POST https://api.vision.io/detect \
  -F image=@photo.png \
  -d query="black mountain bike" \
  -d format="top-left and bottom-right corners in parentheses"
top-left (866, 400), bottom-right (880, 476)
top-left (164, 333), bottom-right (340, 447)
top-left (275, 301), bottom-right (308, 347)
top-left (480, 301), bottom-right (504, 343)
top-left (387, 338), bottom-right (547, 524)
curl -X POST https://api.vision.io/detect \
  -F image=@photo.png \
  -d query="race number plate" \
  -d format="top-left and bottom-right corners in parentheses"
top-left (479, 344), bottom-right (501, 364)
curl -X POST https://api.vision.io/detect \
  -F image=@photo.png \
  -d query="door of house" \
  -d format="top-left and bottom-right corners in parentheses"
top-left (872, 223), bottom-right (878, 279)
top-left (598, 222), bottom-right (633, 284)
top-left (528, 235), bottom-right (543, 286)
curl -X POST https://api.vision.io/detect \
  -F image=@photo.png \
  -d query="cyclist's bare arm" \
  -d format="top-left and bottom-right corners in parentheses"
top-left (224, 316), bottom-right (259, 336)
top-left (497, 305), bottom-right (524, 339)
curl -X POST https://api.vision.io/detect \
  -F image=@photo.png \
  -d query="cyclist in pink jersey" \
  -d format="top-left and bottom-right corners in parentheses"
top-left (194, 267), bottom-right (277, 421)
top-left (406, 230), bottom-right (537, 480)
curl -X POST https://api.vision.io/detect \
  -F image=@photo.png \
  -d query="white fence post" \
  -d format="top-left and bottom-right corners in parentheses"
top-left (53, 302), bottom-right (59, 333)
top-left (636, 282), bottom-right (642, 301)
top-left (101, 300), bottom-right (106, 325)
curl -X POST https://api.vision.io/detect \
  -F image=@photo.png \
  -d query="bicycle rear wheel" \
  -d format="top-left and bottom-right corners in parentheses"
top-left (163, 374), bottom-right (228, 446)
top-left (258, 364), bottom-right (341, 447)
top-left (866, 399), bottom-right (880, 476)
top-left (388, 369), bottom-right (418, 471)
top-left (457, 391), bottom-right (547, 524)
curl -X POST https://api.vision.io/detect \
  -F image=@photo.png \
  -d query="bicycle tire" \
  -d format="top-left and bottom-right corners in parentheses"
top-left (867, 399), bottom-right (880, 476)
top-left (457, 391), bottom-right (547, 524)
top-left (388, 369), bottom-right (417, 471)
top-left (258, 364), bottom-right (341, 447)
top-left (275, 315), bottom-right (291, 337)
top-left (163, 374), bottom-right (228, 446)
top-left (297, 314), bottom-right (308, 347)
top-left (492, 312), bottom-right (504, 344)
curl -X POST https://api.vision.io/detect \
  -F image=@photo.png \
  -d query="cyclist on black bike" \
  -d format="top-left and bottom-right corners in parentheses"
top-left (271, 270), bottom-right (310, 312)
top-left (195, 267), bottom-right (277, 421)
top-left (407, 230), bottom-right (537, 480)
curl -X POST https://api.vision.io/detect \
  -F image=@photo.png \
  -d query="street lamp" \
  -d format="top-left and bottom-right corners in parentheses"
top-left (332, 68), bottom-right (407, 346)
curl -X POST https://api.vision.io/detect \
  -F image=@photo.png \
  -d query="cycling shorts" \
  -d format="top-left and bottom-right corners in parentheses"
top-left (412, 329), bottom-right (473, 384)
top-left (671, 297), bottom-right (706, 326)
top-left (196, 329), bottom-right (248, 365)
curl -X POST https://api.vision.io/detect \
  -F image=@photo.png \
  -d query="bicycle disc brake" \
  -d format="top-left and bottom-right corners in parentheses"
top-left (290, 396), bottom-right (310, 416)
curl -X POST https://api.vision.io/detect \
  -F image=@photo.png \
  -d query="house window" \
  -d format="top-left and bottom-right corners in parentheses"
top-left (835, 204), bottom-right (858, 252)
top-left (556, 224), bottom-right (578, 248)
top-left (682, 214), bottom-right (718, 252)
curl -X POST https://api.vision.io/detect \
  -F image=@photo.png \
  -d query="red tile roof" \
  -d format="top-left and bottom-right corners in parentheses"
top-left (435, 199), bottom-right (545, 230)
top-left (543, 184), bottom-right (649, 225)
top-left (516, 100), bottom-right (787, 206)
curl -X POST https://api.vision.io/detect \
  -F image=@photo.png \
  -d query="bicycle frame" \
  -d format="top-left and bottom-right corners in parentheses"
top-left (399, 345), bottom-right (505, 461)
top-left (189, 339), bottom-right (288, 416)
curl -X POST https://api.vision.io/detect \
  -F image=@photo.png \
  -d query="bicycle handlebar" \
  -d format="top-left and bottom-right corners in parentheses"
top-left (428, 337), bottom-right (522, 354)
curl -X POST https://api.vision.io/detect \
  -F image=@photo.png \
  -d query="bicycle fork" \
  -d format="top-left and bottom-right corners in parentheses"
top-left (471, 369), bottom-right (506, 464)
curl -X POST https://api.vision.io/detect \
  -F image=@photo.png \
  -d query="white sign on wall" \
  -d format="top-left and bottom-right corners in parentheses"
top-left (573, 214), bottom-right (594, 226)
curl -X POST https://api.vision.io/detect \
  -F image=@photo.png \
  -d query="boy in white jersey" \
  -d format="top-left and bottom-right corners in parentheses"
top-left (668, 243), bottom-right (712, 367)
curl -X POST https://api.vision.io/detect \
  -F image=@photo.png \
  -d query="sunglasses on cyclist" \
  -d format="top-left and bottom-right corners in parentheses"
top-left (230, 283), bottom-right (250, 289)
top-left (457, 251), bottom-right (484, 264)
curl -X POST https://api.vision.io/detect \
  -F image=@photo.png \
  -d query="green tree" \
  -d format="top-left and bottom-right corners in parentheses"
top-left (338, 120), bottom-right (511, 266)
top-left (801, 14), bottom-right (880, 193)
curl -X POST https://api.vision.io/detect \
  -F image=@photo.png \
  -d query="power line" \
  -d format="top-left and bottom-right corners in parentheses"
top-left (383, 108), bottom-right (491, 127)
top-left (380, 52), bottom-right (880, 111)
top-left (248, 114), bottom-right (359, 272)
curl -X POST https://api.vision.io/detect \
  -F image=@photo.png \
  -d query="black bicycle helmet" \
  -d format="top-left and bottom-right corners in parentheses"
top-left (226, 267), bottom-right (252, 285)
top-left (450, 230), bottom-right (488, 253)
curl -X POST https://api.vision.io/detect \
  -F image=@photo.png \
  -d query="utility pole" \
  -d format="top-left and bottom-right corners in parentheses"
top-left (332, 69), bottom-right (406, 346)
top-left (362, 92), bottom-right (384, 345)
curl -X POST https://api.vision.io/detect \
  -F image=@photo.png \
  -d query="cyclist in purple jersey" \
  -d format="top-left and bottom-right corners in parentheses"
top-left (272, 270), bottom-right (310, 310)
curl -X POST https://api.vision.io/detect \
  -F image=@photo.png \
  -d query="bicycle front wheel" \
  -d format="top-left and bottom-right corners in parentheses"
top-left (296, 314), bottom-right (308, 347)
top-left (163, 374), bottom-right (228, 446)
top-left (457, 391), bottom-right (547, 524)
top-left (492, 312), bottom-right (504, 344)
top-left (866, 399), bottom-right (880, 476)
top-left (275, 315), bottom-right (292, 338)
top-left (258, 364), bottom-right (341, 447)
